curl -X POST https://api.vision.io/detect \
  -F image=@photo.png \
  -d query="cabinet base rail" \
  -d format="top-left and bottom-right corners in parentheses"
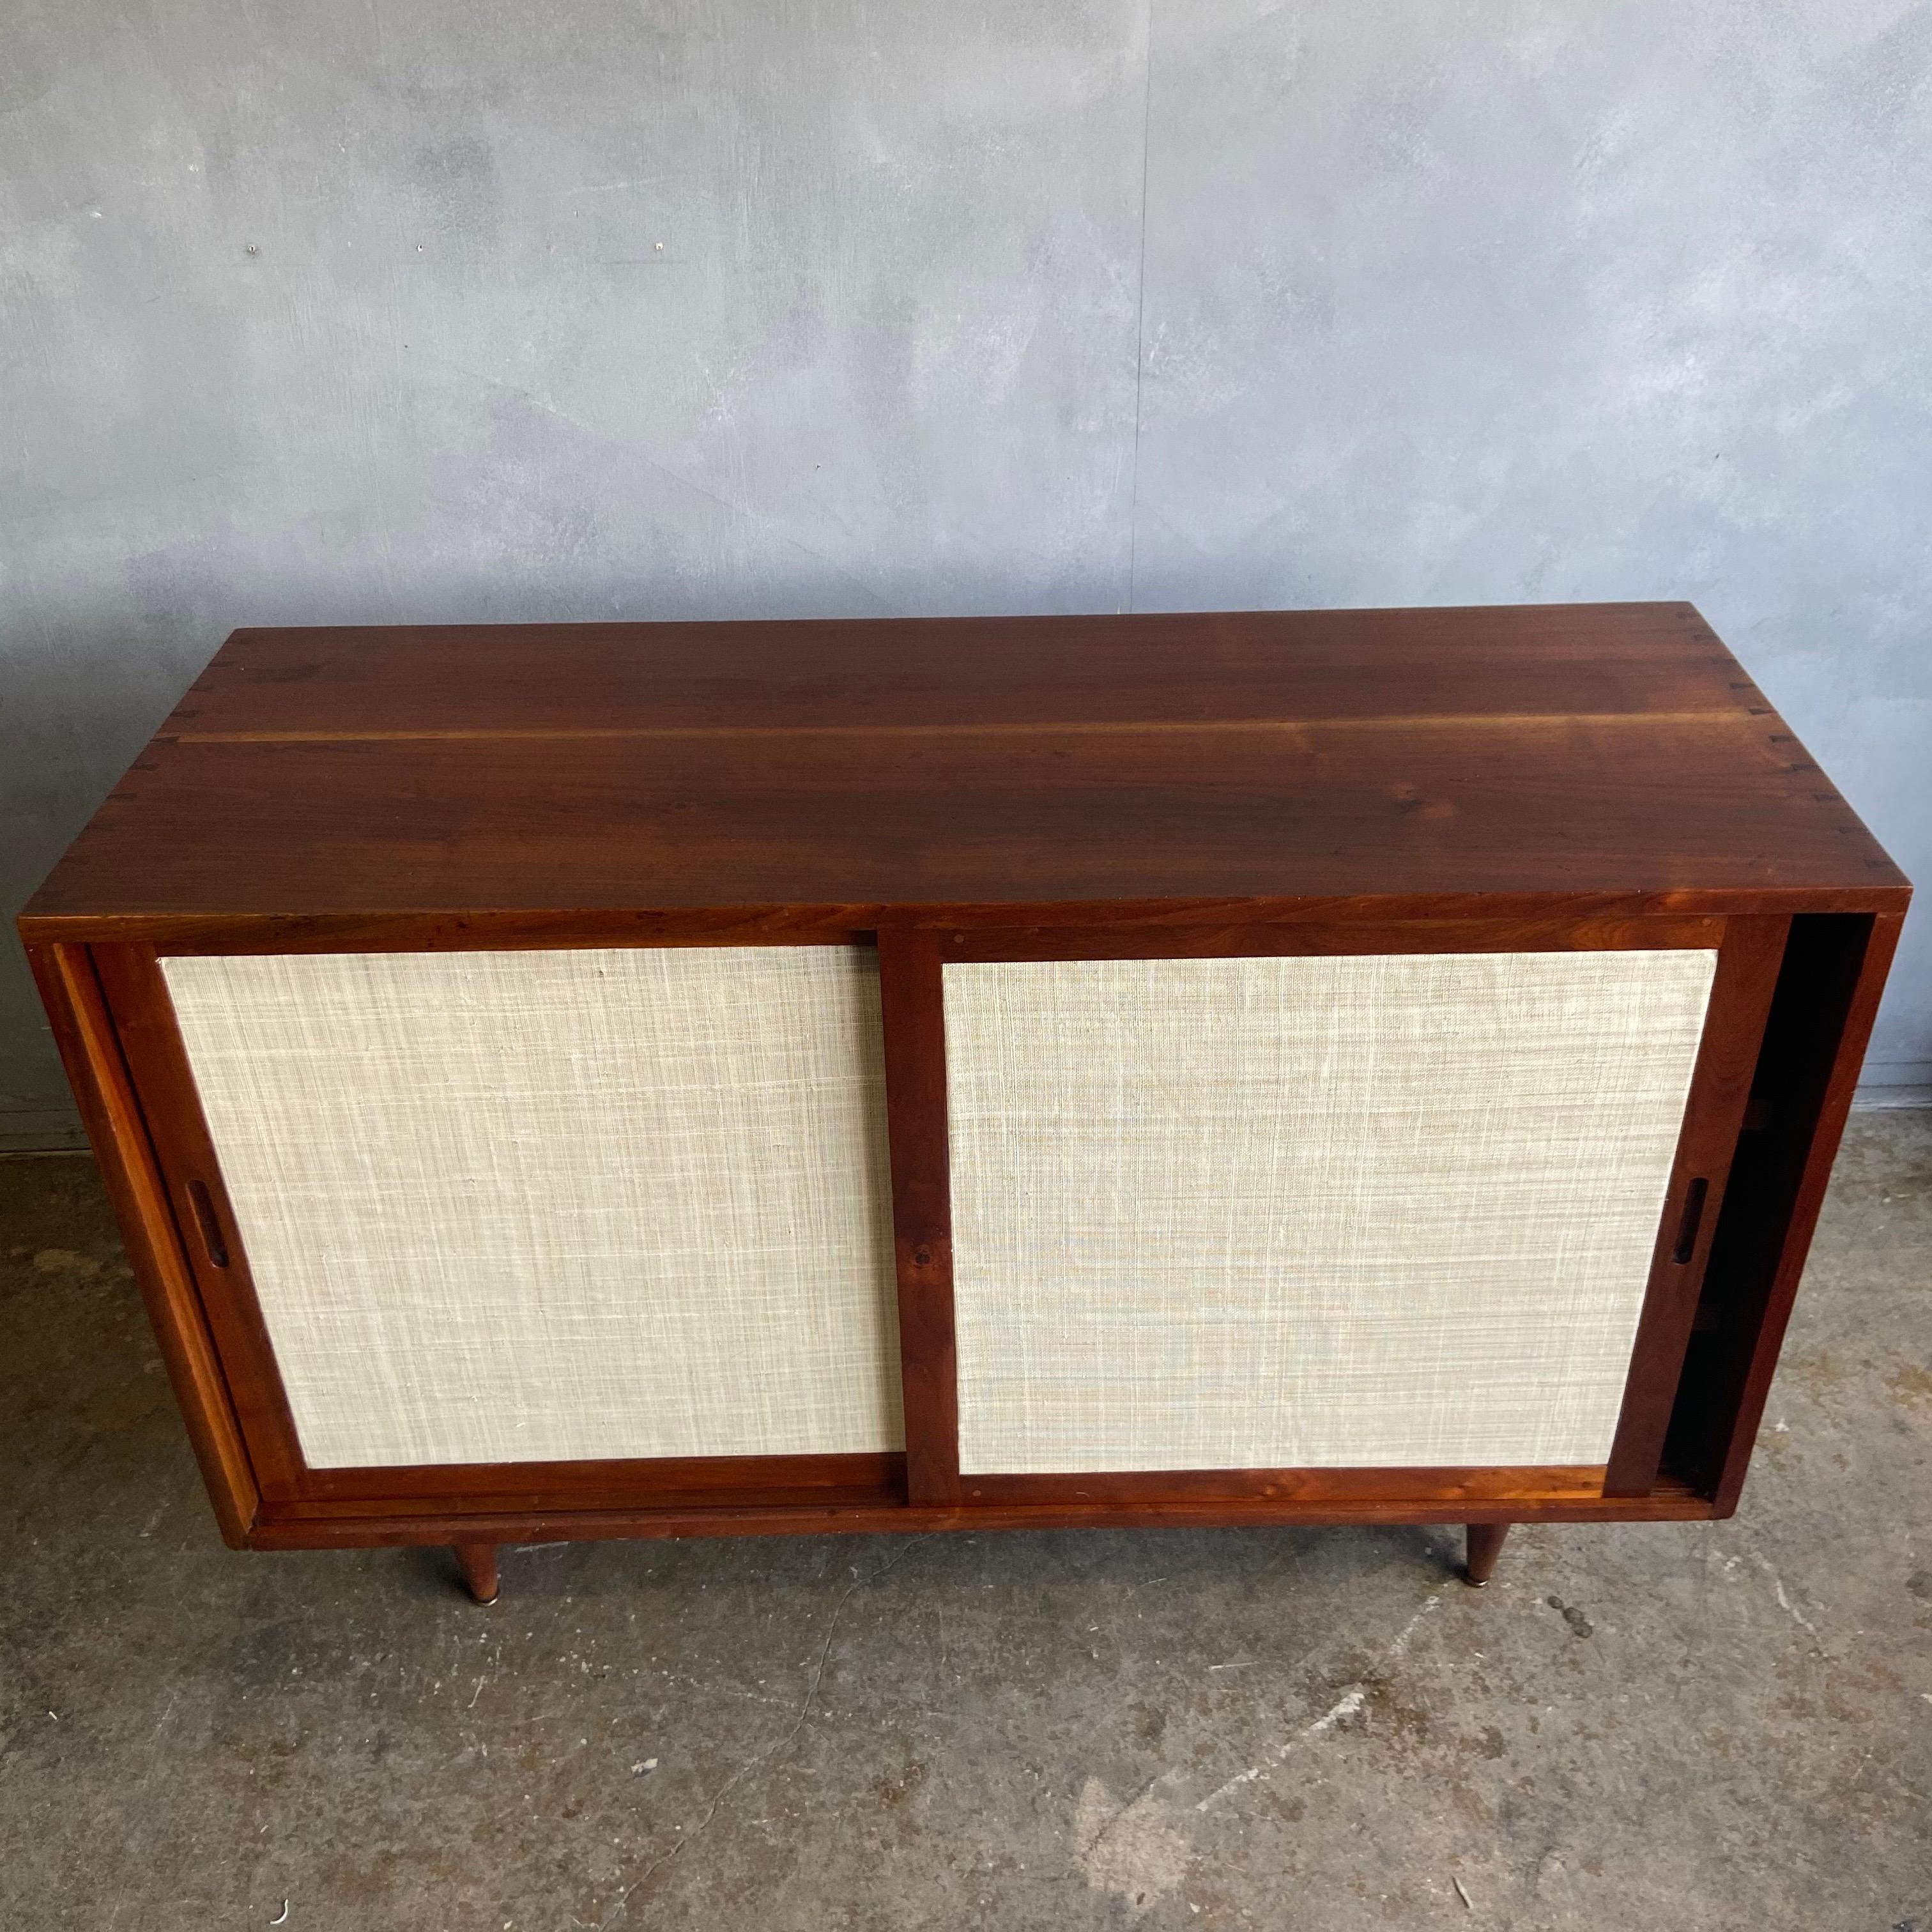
top-left (238, 1485), bottom-right (1724, 1598)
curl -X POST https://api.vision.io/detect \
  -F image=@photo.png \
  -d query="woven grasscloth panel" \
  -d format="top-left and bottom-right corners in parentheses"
top-left (162, 947), bottom-right (902, 1468)
top-left (944, 949), bottom-right (1717, 1474)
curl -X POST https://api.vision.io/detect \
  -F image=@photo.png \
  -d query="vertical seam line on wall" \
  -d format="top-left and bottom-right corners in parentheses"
top-left (1124, 0), bottom-right (1156, 615)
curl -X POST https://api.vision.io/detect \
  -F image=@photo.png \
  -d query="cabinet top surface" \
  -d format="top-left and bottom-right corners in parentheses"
top-left (22, 604), bottom-right (1908, 937)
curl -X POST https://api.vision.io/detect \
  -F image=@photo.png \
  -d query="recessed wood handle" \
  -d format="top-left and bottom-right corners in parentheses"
top-left (1671, 1176), bottom-right (1710, 1266)
top-left (185, 1180), bottom-right (229, 1268)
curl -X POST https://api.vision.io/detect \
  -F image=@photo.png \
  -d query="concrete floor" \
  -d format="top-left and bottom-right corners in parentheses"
top-left (1, 1120), bottom-right (1927, 1931)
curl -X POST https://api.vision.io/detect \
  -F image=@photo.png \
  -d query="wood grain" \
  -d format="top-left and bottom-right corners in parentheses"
top-left (957, 1467), bottom-right (1608, 1506)
top-left (87, 605), bottom-right (1818, 737)
top-left (452, 1542), bottom-right (498, 1604)
top-left (23, 945), bottom-right (260, 1545)
top-left (1464, 1522), bottom-right (1511, 1585)
top-left (21, 606), bottom-right (1906, 937)
top-left (294, 1452), bottom-right (905, 1514)
top-left (247, 1476), bottom-right (1719, 1551)
top-left (26, 892), bottom-right (1896, 954)
top-left (876, 928), bottom-right (960, 1505)
top-left (931, 915), bottom-right (1725, 962)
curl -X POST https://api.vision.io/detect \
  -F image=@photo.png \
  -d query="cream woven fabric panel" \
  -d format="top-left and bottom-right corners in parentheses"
top-left (944, 949), bottom-right (1717, 1473)
top-left (161, 947), bottom-right (902, 1468)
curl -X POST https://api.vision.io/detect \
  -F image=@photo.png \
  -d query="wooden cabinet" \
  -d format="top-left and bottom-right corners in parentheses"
top-left (21, 604), bottom-right (1908, 1600)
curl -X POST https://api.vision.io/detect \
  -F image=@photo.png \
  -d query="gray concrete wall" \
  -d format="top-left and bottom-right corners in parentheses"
top-left (3, 0), bottom-right (1927, 1144)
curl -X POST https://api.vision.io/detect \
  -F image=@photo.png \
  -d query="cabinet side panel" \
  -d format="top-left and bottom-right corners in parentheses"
top-left (1669, 912), bottom-right (1905, 1507)
top-left (26, 945), bottom-right (259, 1543)
top-left (159, 946), bottom-right (903, 1466)
top-left (946, 949), bottom-right (1717, 1473)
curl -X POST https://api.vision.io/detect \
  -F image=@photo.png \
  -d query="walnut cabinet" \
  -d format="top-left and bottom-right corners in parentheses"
top-left (22, 605), bottom-right (1907, 1600)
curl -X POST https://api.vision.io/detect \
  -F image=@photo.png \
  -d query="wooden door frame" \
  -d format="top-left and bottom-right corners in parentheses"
top-left (67, 933), bottom-right (910, 1527)
top-left (876, 911), bottom-right (1788, 1512)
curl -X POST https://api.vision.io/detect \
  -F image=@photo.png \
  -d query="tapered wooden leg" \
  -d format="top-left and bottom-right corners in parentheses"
top-left (1463, 1522), bottom-right (1510, 1587)
top-left (454, 1542), bottom-right (499, 1604)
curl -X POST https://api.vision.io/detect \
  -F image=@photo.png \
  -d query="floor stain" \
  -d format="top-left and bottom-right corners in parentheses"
top-left (1544, 1596), bottom-right (1595, 1639)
